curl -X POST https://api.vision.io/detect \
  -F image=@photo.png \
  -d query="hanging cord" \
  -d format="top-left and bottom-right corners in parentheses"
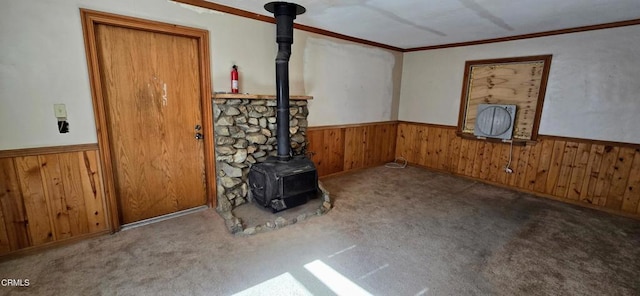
top-left (503, 139), bottom-right (514, 173)
top-left (385, 157), bottom-right (407, 169)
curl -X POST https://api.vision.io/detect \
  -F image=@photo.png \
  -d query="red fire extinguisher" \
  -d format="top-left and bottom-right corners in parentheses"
top-left (231, 65), bottom-right (239, 93)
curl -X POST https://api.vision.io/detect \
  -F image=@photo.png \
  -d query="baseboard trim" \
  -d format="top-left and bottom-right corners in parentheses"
top-left (0, 143), bottom-right (99, 158)
top-left (120, 205), bottom-right (209, 231)
top-left (0, 229), bottom-right (111, 262)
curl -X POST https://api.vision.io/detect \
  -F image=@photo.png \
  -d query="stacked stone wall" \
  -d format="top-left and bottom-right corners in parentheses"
top-left (213, 98), bottom-right (309, 214)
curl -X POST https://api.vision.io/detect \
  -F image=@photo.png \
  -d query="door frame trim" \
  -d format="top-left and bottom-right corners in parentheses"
top-left (80, 9), bottom-right (216, 231)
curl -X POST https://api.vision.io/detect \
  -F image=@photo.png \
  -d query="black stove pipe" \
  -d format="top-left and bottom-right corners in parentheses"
top-left (265, 2), bottom-right (306, 161)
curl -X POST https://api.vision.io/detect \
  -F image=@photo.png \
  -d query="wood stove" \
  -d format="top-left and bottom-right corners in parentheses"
top-left (248, 1), bottom-right (318, 213)
top-left (248, 156), bottom-right (317, 212)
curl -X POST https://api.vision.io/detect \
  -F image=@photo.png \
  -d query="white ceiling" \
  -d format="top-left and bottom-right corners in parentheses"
top-left (205, 0), bottom-right (640, 49)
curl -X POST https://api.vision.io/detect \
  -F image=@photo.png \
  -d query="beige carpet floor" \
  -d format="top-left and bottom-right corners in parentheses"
top-left (1, 165), bottom-right (639, 295)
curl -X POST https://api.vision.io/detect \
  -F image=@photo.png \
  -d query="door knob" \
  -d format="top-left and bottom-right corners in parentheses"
top-left (194, 124), bottom-right (203, 139)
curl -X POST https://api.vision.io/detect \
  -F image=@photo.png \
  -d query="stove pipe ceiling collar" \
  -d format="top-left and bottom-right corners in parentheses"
top-left (264, 2), bottom-right (306, 161)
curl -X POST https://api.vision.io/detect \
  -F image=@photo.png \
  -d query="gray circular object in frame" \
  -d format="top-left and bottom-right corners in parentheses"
top-left (476, 106), bottom-right (513, 136)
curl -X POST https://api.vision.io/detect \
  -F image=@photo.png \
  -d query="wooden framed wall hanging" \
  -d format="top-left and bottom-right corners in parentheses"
top-left (457, 55), bottom-right (552, 142)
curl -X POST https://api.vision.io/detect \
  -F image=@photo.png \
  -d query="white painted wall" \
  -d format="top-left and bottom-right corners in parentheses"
top-left (0, 0), bottom-right (401, 150)
top-left (399, 25), bottom-right (640, 144)
top-left (303, 37), bottom-right (396, 126)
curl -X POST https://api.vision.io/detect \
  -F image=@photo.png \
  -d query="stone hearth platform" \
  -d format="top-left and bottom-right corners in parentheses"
top-left (230, 181), bottom-right (332, 235)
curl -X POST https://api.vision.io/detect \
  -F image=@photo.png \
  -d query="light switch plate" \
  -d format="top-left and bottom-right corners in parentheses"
top-left (54, 104), bottom-right (67, 118)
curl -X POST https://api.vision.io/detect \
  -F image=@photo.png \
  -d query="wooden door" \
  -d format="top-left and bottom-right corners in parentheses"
top-left (90, 18), bottom-right (209, 224)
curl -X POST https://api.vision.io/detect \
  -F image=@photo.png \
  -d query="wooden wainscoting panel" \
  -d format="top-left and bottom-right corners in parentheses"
top-left (421, 126), bottom-right (434, 167)
top-left (477, 141), bottom-right (492, 180)
top-left (396, 122), bottom-right (417, 163)
top-left (437, 129), bottom-right (451, 171)
top-left (80, 151), bottom-right (108, 233)
top-left (483, 141), bottom-right (497, 180)
top-left (0, 145), bottom-right (109, 257)
top-left (307, 130), bottom-right (325, 175)
top-left (377, 125), bottom-right (389, 162)
top-left (0, 159), bottom-right (30, 254)
top-left (489, 141), bottom-right (503, 182)
top-left (395, 123), bottom-right (408, 160)
top-left (343, 127), bottom-right (365, 171)
top-left (514, 144), bottom-right (531, 188)
top-left (448, 132), bottom-right (462, 174)
top-left (429, 125), bottom-right (439, 166)
top-left (379, 123), bottom-right (397, 162)
top-left (463, 140), bottom-right (478, 177)
top-left (471, 141), bottom-right (486, 178)
top-left (533, 140), bottom-right (554, 193)
top-left (395, 122), bottom-right (640, 219)
top-left (0, 203), bottom-right (10, 254)
top-left (490, 143), bottom-right (502, 183)
top-left (14, 156), bottom-right (54, 246)
top-left (566, 143), bottom-right (592, 200)
top-left (579, 145), bottom-right (605, 204)
top-left (363, 125), bottom-right (378, 167)
top-left (554, 142), bottom-right (578, 198)
top-left (505, 144), bottom-right (521, 186)
top-left (457, 138), bottom-right (470, 175)
top-left (39, 154), bottom-right (73, 240)
top-left (622, 150), bottom-right (640, 213)
top-left (524, 142), bottom-right (543, 191)
top-left (594, 146), bottom-right (620, 207)
top-left (607, 147), bottom-right (637, 210)
top-left (412, 124), bottom-right (423, 163)
top-left (309, 128), bottom-right (346, 177)
top-left (327, 129), bottom-right (347, 175)
top-left (429, 126), bottom-right (440, 168)
top-left (59, 153), bottom-right (91, 236)
top-left (415, 125), bottom-right (428, 166)
top-left (420, 124), bottom-right (429, 164)
top-left (39, 152), bottom-right (97, 239)
top-left (399, 124), bottom-right (417, 162)
top-left (420, 126), bottom-right (430, 166)
top-left (544, 141), bottom-right (565, 195)
top-left (307, 122), bottom-right (397, 178)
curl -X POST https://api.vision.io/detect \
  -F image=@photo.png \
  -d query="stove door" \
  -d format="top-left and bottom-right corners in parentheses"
top-left (248, 169), bottom-right (269, 207)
